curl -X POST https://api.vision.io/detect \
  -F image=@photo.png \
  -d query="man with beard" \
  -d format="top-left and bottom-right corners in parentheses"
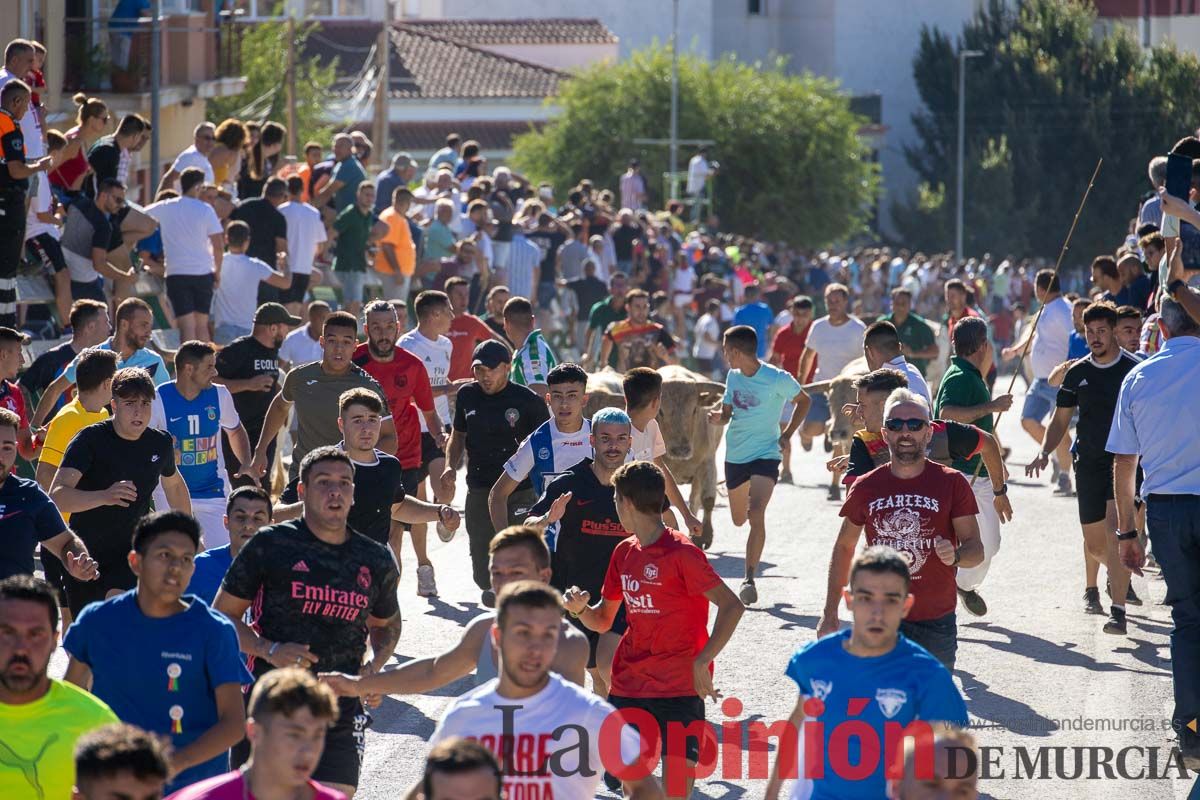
top-left (354, 300), bottom-right (444, 595)
top-left (215, 302), bottom-right (298, 492)
top-left (31, 298), bottom-right (170, 428)
top-left (215, 446), bottom-right (402, 798)
top-left (1026, 301), bottom-right (1141, 633)
top-left (818, 389), bottom-right (983, 670)
top-left (0, 575), bottom-right (117, 800)
top-left (599, 289), bottom-right (677, 372)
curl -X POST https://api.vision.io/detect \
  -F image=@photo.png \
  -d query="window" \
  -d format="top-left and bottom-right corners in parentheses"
top-left (304, 0), bottom-right (366, 15)
top-left (748, 0), bottom-right (765, 14)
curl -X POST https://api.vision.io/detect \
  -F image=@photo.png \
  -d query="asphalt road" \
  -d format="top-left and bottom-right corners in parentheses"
top-left (49, 389), bottom-right (1199, 799)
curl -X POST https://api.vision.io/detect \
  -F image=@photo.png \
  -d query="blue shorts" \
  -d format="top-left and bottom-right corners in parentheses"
top-left (1021, 378), bottom-right (1058, 424)
top-left (804, 392), bottom-right (831, 425)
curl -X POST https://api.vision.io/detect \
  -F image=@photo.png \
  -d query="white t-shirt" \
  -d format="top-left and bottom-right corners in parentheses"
top-left (279, 326), bottom-right (323, 368)
top-left (686, 154), bottom-right (710, 196)
top-left (503, 418), bottom-right (592, 490)
top-left (805, 316), bottom-right (867, 380)
top-left (0, 69), bottom-right (44, 159)
top-left (24, 173), bottom-right (59, 241)
top-left (144, 196), bottom-right (223, 276)
top-left (1030, 296), bottom-right (1073, 379)
top-left (279, 201), bottom-right (327, 275)
top-left (631, 417), bottom-right (667, 462)
top-left (212, 253), bottom-right (274, 328)
top-left (399, 328), bottom-right (454, 431)
top-left (886, 355), bottom-right (931, 406)
top-left (169, 145), bottom-right (215, 188)
top-left (430, 673), bottom-right (644, 800)
top-left (694, 313), bottom-right (720, 359)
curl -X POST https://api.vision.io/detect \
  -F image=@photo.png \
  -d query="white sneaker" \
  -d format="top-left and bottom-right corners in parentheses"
top-left (416, 564), bottom-right (437, 597)
top-left (436, 519), bottom-right (454, 543)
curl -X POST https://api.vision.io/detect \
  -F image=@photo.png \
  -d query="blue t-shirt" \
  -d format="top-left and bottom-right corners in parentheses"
top-left (785, 630), bottom-right (968, 800)
top-left (137, 228), bottom-right (164, 259)
top-left (732, 301), bottom-right (774, 357)
top-left (64, 591), bottom-right (252, 792)
top-left (1067, 331), bottom-right (1088, 360)
top-left (0, 475), bottom-right (67, 579)
top-left (722, 362), bottom-right (801, 464)
top-left (153, 383), bottom-right (238, 500)
top-left (186, 545), bottom-right (233, 605)
top-left (64, 340), bottom-right (169, 387)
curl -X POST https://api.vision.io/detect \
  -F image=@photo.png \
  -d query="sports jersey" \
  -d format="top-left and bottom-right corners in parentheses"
top-left (1057, 350), bottom-right (1140, 463)
top-left (64, 339), bottom-right (170, 387)
top-left (604, 318), bottom-right (676, 371)
top-left (510, 328), bottom-right (558, 388)
top-left (601, 528), bottom-right (721, 698)
top-left (280, 362), bottom-right (390, 481)
top-left (353, 342), bottom-right (435, 469)
top-left (0, 379), bottom-right (27, 432)
top-left (0, 474), bottom-right (66, 579)
top-left (446, 313), bottom-right (495, 381)
top-left (723, 362), bottom-right (802, 463)
top-left (784, 629), bottom-right (968, 800)
top-left (398, 329), bottom-right (453, 433)
top-left (0, 680), bottom-right (117, 800)
top-left (429, 673), bottom-right (644, 800)
top-left (530, 460), bottom-right (628, 595)
top-left (151, 383), bottom-right (240, 500)
top-left (503, 417), bottom-right (592, 494)
top-left (631, 417), bottom-right (667, 462)
top-left (281, 448), bottom-right (406, 545)
top-left (844, 420), bottom-right (984, 486)
top-left (39, 397), bottom-right (108, 469)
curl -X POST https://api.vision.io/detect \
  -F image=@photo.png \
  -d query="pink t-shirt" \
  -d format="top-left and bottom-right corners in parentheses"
top-left (167, 771), bottom-right (347, 800)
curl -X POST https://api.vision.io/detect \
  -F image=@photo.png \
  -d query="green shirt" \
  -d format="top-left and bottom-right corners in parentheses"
top-left (333, 205), bottom-right (378, 273)
top-left (882, 311), bottom-right (937, 376)
top-left (588, 299), bottom-right (626, 368)
top-left (511, 329), bottom-right (558, 387)
top-left (933, 356), bottom-right (992, 477)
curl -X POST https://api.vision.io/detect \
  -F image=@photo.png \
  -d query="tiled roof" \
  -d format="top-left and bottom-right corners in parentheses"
top-left (398, 18), bottom-right (617, 46)
top-left (378, 120), bottom-right (544, 152)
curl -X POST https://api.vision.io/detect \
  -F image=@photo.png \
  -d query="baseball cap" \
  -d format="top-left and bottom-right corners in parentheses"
top-left (472, 340), bottom-right (512, 369)
top-left (254, 302), bottom-right (302, 327)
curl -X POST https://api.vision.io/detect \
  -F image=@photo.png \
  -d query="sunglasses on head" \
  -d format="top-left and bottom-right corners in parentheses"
top-left (884, 417), bottom-right (928, 432)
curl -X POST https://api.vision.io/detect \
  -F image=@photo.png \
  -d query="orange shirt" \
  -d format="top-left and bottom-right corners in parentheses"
top-left (374, 207), bottom-right (415, 276)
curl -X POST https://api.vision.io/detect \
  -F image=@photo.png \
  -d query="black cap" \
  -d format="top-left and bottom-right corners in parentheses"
top-left (254, 302), bottom-right (303, 327)
top-left (472, 340), bottom-right (512, 369)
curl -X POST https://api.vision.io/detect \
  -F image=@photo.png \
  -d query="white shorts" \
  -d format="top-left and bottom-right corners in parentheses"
top-left (673, 292), bottom-right (692, 308)
top-left (192, 497), bottom-right (230, 549)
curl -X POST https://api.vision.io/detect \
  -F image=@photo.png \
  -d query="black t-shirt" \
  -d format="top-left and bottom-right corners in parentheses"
top-left (529, 460), bottom-right (629, 596)
top-left (452, 381), bottom-right (550, 490)
top-left (85, 137), bottom-right (121, 197)
top-left (221, 518), bottom-right (400, 678)
top-left (280, 450), bottom-right (406, 546)
top-left (567, 276), bottom-right (608, 321)
top-left (1056, 351), bottom-right (1140, 463)
top-left (483, 315), bottom-right (511, 346)
top-left (0, 110), bottom-right (28, 193)
top-left (230, 198), bottom-right (287, 268)
top-left (526, 230), bottom-right (566, 283)
top-left (611, 224), bottom-right (642, 262)
top-left (214, 336), bottom-right (280, 439)
top-left (59, 420), bottom-right (176, 563)
top-left (19, 341), bottom-right (77, 413)
top-left (846, 420), bottom-right (984, 480)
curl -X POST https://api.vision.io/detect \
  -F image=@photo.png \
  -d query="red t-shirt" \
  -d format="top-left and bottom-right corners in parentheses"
top-left (49, 127), bottom-right (90, 191)
top-left (839, 460), bottom-right (978, 622)
top-left (0, 380), bottom-right (28, 428)
top-left (352, 343), bottom-right (434, 469)
top-left (945, 306), bottom-right (980, 341)
top-left (601, 528), bottom-right (721, 698)
top-left (771, 321), bottom-right (816, 382)
top-left (446, 314), bottom-right (495, 381)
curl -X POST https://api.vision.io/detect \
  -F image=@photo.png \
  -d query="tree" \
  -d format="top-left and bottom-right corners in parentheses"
top-left (511, 45), bottom-right (880, 247)
top-left (207, 20), bottom-right (337, 152)
top-left (895, 0), bottom-right (1200, 261)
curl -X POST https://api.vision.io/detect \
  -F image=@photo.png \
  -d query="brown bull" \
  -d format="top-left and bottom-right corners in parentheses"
top-left (804, 356), bottom-right (868, 502)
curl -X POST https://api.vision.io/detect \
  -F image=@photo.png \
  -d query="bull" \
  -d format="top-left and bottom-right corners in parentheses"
top-left (803, 356), bottom-right (868, 502)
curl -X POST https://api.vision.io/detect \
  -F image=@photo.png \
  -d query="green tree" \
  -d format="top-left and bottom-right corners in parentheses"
top-left (207, 20), bottom-right (337, 151)
top-left (511, 46), bottom-right (879, 247)
top-left (896, 0), bottom-right (1200, 260)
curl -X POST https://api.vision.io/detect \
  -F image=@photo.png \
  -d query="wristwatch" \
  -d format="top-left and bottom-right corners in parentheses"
top-left (1168, 278), bottom-right (1187, 299)
top-left (993, 483), bottom-right (1008, 496)
top-left (1115, 529), bottom-right (1139, 541)
top-left (951, 546), bottom-right (962, 566)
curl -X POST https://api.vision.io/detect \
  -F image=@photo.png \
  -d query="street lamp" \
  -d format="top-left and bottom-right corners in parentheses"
top-left (669, 0), bottom-right (679, 199)
top-left (956, 49), bottom-right (983, 262)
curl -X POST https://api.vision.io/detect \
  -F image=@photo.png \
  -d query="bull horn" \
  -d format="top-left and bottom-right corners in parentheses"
top-left (803, 380), bottom-right (832, 394)
top-left (695, 381), bottom-right (725, 395)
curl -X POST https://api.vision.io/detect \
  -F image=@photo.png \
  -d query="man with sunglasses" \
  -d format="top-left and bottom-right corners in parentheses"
top-left (818, 388), bottom-right (983, 670)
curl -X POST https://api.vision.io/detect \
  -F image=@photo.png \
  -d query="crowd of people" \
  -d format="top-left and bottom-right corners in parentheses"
top-left (2, 30), bottom-right (1200, 800)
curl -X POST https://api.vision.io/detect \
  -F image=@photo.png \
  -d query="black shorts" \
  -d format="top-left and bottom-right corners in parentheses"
top-left (71, 277), bottom-right (106, 303)
top-left (311, 697), bottom-right (370, 788)
top-left (166, 273), bottom-right (215, 316)
top-left (27, 233), bottom-right (68, 274)
top-left (280, 272), bottom-right (311, 305)
top-left (418, 429), bottom-right (448, 480)
top-left (64, 556), bottom-right (136, 616)
top-left (724, 458), bottom-right (780, 491)
top-left (607, 694), bottom-right (707, 764)
top-left (1074, 454), bottom-right (1114, 526)
top-left (569, 604), bottom-right (628, 669)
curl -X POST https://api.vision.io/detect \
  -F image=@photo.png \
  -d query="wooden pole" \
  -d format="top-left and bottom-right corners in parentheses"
top-left (373, 24), bottom-right (389, 168)
top-left (285, 15), bottom-right (297, 156)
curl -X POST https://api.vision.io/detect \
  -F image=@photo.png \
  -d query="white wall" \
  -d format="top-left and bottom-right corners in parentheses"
top-left (386, 99), bottom-right (558, 123)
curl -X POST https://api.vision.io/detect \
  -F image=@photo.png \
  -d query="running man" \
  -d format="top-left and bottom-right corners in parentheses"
top-left (798, 283), bottom-right (866, 451)
top-left (708, 325), bottom-right (809, 605)
top-left (73, 723), bottom-right (171, 800)
top-left (599, 288), bottom-right (677, 372)
top-left (766, 546), bottom-right (968, 800)
top-left (1026, 301), bottom-right (1140, 633)
top-left (768, 295), bottom-right (816, 484)
top-left (186, 486), bottom-right (273, 605)
top-left (563, 461), bottom-right (744, 800)
top-left (503, 296), bottom-right (558, 396)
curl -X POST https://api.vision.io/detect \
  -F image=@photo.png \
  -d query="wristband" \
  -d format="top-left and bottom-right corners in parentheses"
top-left (951, 546), bottom-right (962, 566)
top-left (1115, 529), bottom-right (1139, 541)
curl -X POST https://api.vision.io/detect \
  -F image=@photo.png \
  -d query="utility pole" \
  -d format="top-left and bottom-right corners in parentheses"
top-left (285, 15), bottom-right (296, 157)
top-left (669, 0), bottom-right (679, 200)
top-left (149, 0), bottom-right (162, 194)
top-left (956, 49), bottom-right (982, 261)
top-left (373, 24), bottom-right (389, 167)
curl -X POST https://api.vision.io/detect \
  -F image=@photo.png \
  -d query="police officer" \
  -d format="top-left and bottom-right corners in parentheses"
top-left (0, 79), bottom-right (52, 327)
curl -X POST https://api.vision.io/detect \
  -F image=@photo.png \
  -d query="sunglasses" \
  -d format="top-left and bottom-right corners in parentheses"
top-left (884, 417), bottom-right (929, 432)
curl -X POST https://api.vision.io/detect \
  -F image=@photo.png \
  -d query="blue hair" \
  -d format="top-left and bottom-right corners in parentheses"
top-left (591, 407), bottom-right (631, 427)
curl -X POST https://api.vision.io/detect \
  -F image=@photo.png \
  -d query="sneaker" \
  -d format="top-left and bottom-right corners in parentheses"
top-left (739, 579), bottom-right (758, 606)
top-left (481, 589), bottom-right (496, 608)
top-left (1102, 606), bottom-right (1127, 635)
top-left (416, 564), bottom-right (437, 597)
top-left (602, 771), bottom-right (622, 793)
top-left (436, 519), bottom-right (455, 543)
top-left (1055, 472), bottom-right (1074, 496)
top-left (1050, 457), bottom-right (1061, 484)
top-left (1084, 587), bottom-right (1105, 615)
top-left (957, 588), bottom-right (988, 617)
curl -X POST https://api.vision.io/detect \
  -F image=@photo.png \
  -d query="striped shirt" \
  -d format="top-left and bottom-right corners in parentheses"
top-left (507, 233), bottom-right (541, 301)
top-left (511, 328), bottom-right (558, 388)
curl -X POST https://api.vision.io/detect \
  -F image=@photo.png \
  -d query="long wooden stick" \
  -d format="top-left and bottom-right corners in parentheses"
top-left (970, 158), bottom-right (1103, 484)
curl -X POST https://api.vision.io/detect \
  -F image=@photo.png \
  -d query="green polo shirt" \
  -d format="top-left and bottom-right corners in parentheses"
top-left (588, 299), bottom-right (627, 368)
top-left (933, 355), bottom-right (992, 477)
top-left (333, 205), bottom-right (378, 273)
top-left (882, 311), bottom-right (937, 376)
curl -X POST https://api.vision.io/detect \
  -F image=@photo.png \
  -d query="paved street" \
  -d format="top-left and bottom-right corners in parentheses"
top-left (49, 388), bottom-right (1198, 799)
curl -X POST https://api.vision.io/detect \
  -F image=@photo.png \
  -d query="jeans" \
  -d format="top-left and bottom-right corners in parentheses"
top-left (901, 612), bottom-right (958, 672)
top-left (214, 322), bottom-right (251, 345)
top-left (465, 486), bottom-right (538, 591)
top-left (957, 479), bottom-right (1001, 592)
top-left (1145, 494), bottom-right (1200, 748)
